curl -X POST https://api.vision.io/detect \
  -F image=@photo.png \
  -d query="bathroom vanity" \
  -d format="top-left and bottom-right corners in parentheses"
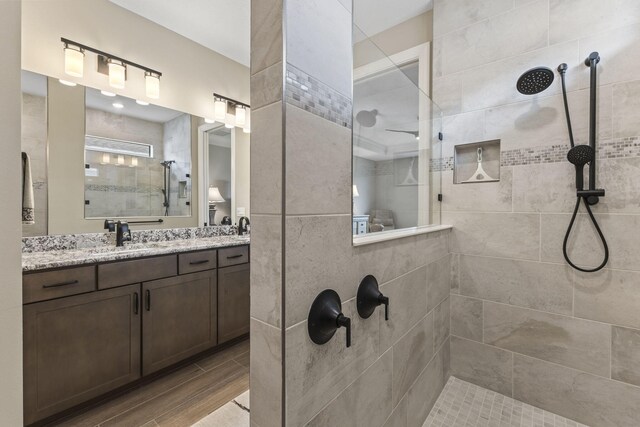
top-left (21, 238), bottom-right (249, 425)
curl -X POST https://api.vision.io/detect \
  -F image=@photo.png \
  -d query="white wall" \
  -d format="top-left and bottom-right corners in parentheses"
top-left (22, 0), bottom-right (249, 124)
top-left (0, 0), bottom-right (24, 424)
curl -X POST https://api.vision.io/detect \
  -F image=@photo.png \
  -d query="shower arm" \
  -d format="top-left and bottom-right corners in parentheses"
top-left (557, 64), bottom-right (575, 148)
top-left (585, 52), bottom-right (600, 194)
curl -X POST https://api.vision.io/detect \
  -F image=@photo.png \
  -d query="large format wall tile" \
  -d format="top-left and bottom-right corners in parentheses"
top-left (406, 340), bottom-right (449, 427)
top-left (612, 326), bottom-right (640, 387)
top-left (392, 313), bottom-right (434, 406)
top-left (251, 62), bottom-right (283, 110)
top-left (433, 0), bottom-right (514, 38)
top-left (433, 297), bottom-right (450, 350)
top-left (286, 297), bottom-right (379, 427)
top-left (550, 0), bottom-right (640, 46)
top-left (484, 302), bottom-right (611, 376)
top-left (612, 80), bottom-right (640, 138)
top-left (250, 102), bottom-right (282, 215)
top-left (285, 214), bottom-right (357, 327)
top-left (541, 213), bottom-right (640, 271)
top-left (441, 169), bottom-right (513, 212)
top-left (450, 294), bottom-right (483, 342)
top-left (383, 396), bottom-right (407, 427)
top-left (450, 336), bottom-right (513, 396)
top-left (444, 212), bottom-right (540, 261)
top-left (379, 266), bottom-right (429, 351)
top-left (594, 157), bottom-right (640, 214)
top-left (574, 268), bottom-right (640, 329)
top-left (512, 163), bottom-right (578, 213)
top-left (460, 41), bottom-right (579, 113)
top-left (513, 354), bottom-right (640, 427)
top-left (440, 111), bottom-right (486, 156)
top-left (458, 255), bottom-right (573, 315)
top-left (251, 0), bottom-right (283, 74)
top-left (435, 0), bottom-right (548, 77)
top-left (285, 0), bottom-right (352, 97)
top-left (426, 254), bottom-right (452, 312)
top-left (285, 104), bottom-right (351, 215)
top-left (250, 319), bottom-right (282, 427)
top-left (306, 350), bottom-right (392, 427)
top-left (432, 74), bottom-right (463, 117)
top-left (250, 215), bottom-right (281, 327)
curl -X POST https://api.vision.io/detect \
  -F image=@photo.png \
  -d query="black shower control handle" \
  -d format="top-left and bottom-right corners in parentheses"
top-left (336, 314), bottom-right (351, 348)
top-left (357, 275), bottom-right (390, 321)
top-left (308, 289), bottom-right (352, 348)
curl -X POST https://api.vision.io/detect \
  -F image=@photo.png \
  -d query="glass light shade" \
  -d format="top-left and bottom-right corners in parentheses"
top-left (130, 157), bottom-right (138, 167)
top-left (135, 100), bottom-right (149, 106)
top-left (208, 187), bottom-right (225, 203)
top-left (101, 153), bottom-right (110, 164)
top-left (108, 60), bottom-right (126, 89)
top-left (243, 109), bottom-right (251, 133)
top-left (353, 185), bottom-right (360, 197)
top-left (145, 72), bottom-right (160, 99)
top-left (214, 99), bottom-right (226, 121)
top-left (204, 118), bottom-right (215, 124)
top-left (64, 46), bottom-right (84, 77)
top-left (58, 79), bottom-right (77, 87)
top-left (224, 113), bottom-right (235, 129)
top-left (101, 90), bottom-right (116, 97)
top-left (235, 106), bottom-right (246, 126)
top-left (117, 155), bottom-right (125, 165)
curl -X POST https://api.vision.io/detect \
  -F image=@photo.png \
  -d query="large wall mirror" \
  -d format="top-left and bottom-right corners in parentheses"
top-left (352, 20), bottom-right (442, 244)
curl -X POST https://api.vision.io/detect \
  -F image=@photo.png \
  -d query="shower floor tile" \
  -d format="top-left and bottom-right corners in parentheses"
top-left (424, 377), bottom-right (589, 427)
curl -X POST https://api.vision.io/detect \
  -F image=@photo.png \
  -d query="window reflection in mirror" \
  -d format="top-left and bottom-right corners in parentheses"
top-left (84, 87), bottom-right (192, 218)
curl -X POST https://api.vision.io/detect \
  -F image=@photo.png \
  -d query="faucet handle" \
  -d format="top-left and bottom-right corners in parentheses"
top-left (104, 220), bottom-right (116, 232)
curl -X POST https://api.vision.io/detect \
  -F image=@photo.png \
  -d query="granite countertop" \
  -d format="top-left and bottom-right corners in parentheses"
top-left (22, 235), bottom-right (250, 272)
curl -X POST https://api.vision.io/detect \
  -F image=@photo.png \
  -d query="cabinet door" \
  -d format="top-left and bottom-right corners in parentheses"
top-left (218, 263), bottom-right (250, 344)
top-left (142, 270), bottom-right (217, 375)
top-left (24, 284), bottom-right (141, 425)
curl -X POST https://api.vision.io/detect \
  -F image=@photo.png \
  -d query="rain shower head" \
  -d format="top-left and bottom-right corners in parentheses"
top-left (355, 109), bottom-right (378, 128)
top-left (516, 67), bottom-right (555, 95)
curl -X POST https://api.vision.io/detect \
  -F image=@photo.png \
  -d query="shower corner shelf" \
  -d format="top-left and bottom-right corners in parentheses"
top-left (453, 139), bottom-right (501, 185)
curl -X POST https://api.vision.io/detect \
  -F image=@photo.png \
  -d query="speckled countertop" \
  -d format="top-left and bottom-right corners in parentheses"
top-left (22, 235), bottom-right (250, 272)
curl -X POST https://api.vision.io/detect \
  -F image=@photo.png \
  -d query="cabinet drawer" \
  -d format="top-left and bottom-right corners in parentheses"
top-left (23, 265), bottom-right (96, 304)
top-left (218, 246), bottom-right (249, 268)
top-left (98, 255), bottom-right (177, 289)
top-left (179, 250), bottom-right (217, 274)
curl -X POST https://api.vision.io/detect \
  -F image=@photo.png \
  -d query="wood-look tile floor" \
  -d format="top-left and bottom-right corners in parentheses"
top-left (52, 339), bottom-right (249, 427)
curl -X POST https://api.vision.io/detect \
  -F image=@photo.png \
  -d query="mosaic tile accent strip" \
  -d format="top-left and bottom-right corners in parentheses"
top-left (424, 377), bottom-right (589, 427)
top-left (22, 226), bottom-right (237, 253)
top-left (430, 157), bottom-right (454, 172)
top-left (85, 184), bottom-right (162, 193)
top-left (285, 63), bottom-right (352, 128)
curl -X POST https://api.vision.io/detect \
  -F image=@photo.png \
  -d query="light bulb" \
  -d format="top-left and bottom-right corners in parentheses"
top-left (101, 90), bottom-right (116, 97)
top-left (136, 100), bottom-right (149, 106)
top-left (130, 157), bottom-right (138, 167)
top-left (117, 155), bottom-right (125, 165)
top-left (235, 106), bottom-right (246, 127)
top-left (145, 72), bottom-right (160, 99)
top-left (214, 98), bottom-right (226, 121)
top-left (108, 59), bottom-right (126, 89)
top-left (225, 113), bottom-right (235, 129)
top-left (112, 102), bottom-right (124, 109)
top-left (58, 79), bottom-right (77, 87)
top-left (205, 118), bottom-right (215, 124)
top-left (101, 153), bottom-right (110, 164)
top-left (64, 45), bottom-right (84, 77)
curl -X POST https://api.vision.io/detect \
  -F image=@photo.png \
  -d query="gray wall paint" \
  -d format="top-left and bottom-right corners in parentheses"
top-left (434, 1), bottom-right (640, 425)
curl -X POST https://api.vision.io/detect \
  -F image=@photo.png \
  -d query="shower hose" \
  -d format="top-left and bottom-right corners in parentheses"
top-left (558, 66), bottom-right (609, 273)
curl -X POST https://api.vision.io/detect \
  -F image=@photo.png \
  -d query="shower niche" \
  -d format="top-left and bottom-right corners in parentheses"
top-left (453, 140), bottom-right (500, 184)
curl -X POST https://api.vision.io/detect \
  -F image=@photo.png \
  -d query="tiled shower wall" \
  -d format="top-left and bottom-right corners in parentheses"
top-left (433, 1), bottom-right (640, 426)
top-left (250, 1), bottom-right (451, 426)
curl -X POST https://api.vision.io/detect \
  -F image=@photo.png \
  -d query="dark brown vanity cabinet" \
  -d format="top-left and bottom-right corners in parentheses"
top-left (217, 262), bottom-right (250, 344)
top-left (142, 270), bottom-right (217, 375)
top-left (23, 284), bottom-right (141, 425)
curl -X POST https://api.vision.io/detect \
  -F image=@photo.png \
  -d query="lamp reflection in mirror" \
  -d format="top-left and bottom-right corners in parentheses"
top-left (208, 186), bottom-right (225, 225)
top-left (64, 45), bottom-right (84, 77)
top-left (108, 59), bottom-right (126, 89)
top-left (101, 153), bottom-right (110, 165)
top-left (353, 185), bottom-right (359, 214)
top-left (130, 157), bottom-right (138, 167)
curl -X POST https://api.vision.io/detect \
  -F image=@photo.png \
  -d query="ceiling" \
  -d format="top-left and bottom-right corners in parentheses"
top-left (353, 62), bottom-right (420, 162)
top-left (85, 86), bottom-right (184, 123)
top-left (109, 0), bottom-right (250, 66)
top-left (354, 0), bottom-right (433, 38)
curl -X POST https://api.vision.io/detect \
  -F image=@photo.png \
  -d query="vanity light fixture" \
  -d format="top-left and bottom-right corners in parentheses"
top-left (130, 157), bottom-right (138, 167)
top-left (235, 105), bottom-right (246, 127)
top-left (101, 90), bottom-right (116, 97)
top-left (58, 79), bottom-right (77, 87)
top-left (63, 43), bottom-right (84, 77)
top-left (145, 71), bottom-right (160, 99)
top-left (214, 97), bottom-right (227, 121)
top-left (101, 153), bottom-right (111, 165)
top-left (243, 110), bottom-right (251, 133)
top-left (60, 38), bottom-right (163, 98)
top-left (136, 100), bottom-right (149, 106)
top-left (112, 102), bottom-right (124, 109)
top-left (213, 93), bottom-right (250, 131)
top-left (117, 155), bottom-right (125, 166)
top-left (108, 59), bottom-right (126, 89)
top-left (224, 113), bottom-right (236, 129)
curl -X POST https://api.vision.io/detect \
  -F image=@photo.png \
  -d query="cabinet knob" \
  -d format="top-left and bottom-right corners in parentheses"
top-left (357, 275), bottom-right (389, 321)
top-left (308, 289), bottom-right (351, 348)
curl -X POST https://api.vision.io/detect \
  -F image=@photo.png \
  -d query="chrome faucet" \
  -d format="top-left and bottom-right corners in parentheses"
top-left (115, 221), bottom-right (132, 247)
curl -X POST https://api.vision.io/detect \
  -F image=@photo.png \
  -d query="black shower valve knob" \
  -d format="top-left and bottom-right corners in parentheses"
top-left (357, 275), bottom-right (390, 321)
top-left (308, 289), bottom-right (352, 348)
